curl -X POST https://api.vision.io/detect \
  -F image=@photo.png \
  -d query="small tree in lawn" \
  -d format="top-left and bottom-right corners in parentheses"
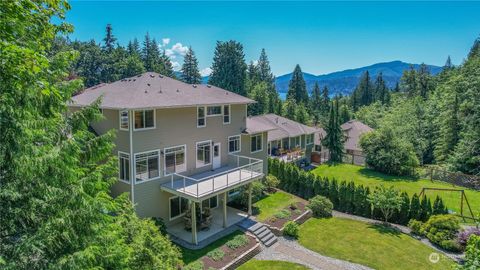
top-left (367, 186), bottom-right (403, 223)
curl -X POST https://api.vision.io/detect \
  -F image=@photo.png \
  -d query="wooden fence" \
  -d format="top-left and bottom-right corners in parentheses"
top-left (424, 167), bottom-right (480, 190)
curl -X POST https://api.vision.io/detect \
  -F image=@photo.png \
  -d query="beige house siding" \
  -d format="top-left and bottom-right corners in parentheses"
top-left (239, 132), bottom-right (269, 174)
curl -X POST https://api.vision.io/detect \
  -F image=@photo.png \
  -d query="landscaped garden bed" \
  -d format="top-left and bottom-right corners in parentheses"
top-left (181, 231), bottom-right (259, 270)
top-left (263, 200), bottom-right (308, 229)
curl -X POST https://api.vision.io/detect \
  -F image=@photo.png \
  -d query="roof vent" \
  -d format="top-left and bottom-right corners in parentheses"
top-left (192, 84), bottom-right (197, 88)
top-left (207, 84), bottom-right (212, 88)
top-left (147, 83), bottom-right (151, 86)
top-left (144, 90), bottom-right (148, 93)
top-left (133, 79), bottom-right (136, 81)
top-left (158, 90), bottom-right (162, 94)
top-left (137, 74), bottom-right (142, 77)
top-left (159, 74), bottom-right (164, 78)
top-left (150, 74), bottom-right (155, 78)
top-left (176, 89), bottom-right (180, 93)
top-left (225, 91), bottom-right (229, 95)
top-left (128, 79), bottom-right (131, 81)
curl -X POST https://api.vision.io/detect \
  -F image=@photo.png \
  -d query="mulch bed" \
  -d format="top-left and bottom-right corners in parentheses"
top-left (201, 234), bottom-right (257, 270)
top-left (264, 200), bottom-right (308, 229)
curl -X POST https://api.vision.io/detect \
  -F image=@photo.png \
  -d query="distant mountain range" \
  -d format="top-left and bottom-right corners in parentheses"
top-left (275, 61), bottom-right (443, 97)
top-left (176, 60), bottom-right (443, 97)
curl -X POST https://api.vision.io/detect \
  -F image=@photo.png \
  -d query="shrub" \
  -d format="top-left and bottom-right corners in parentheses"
top-left (183, 261), bottom-right (204, 270)
top-left (289, 202), bottom-right (298, 210)
top-left (308, 195), bottom-right (333, 218)
top-left (233, 181), bottom-right (266, 207)
top-left (264, 175), bottom-right (280, 192)
top-left (360, 128), bottom-right (419, 176)
top-left (274, 209), bottom-right (291, 219)
top-left (457, 227), bottom-right (480, 249)
top-left (226, 234), bottom-right (249, 250)
top-left (456, 235), bottom-right (480, 270)
top-left (421, 214), bottom-right (461, 251)
top-left (283, 221), bottom-right (299, 238)
top-left (407, 219), bottom-right (424, 236)
top-left (151, 217), bottom-right (167, 235)
top-left (206, 248), bottom-right (225, 261)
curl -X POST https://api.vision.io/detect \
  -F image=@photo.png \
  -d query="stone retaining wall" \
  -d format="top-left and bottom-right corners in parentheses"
top-left (223, 233), bottom-right (262, 270)
top-left (266, 209), bottom-right (312, 236)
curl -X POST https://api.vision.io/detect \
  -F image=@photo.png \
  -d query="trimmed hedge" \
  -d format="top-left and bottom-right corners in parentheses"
top-left (268, 158), bottom-right (448, 225)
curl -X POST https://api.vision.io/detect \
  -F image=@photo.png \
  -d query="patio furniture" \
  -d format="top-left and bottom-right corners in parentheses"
top-left (184, 206), bottom-right (213, 231)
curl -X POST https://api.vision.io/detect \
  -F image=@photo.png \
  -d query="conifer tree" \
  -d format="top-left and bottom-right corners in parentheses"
top-left (209, 40), bottom-right (247, 96)
top-left (328, 179), bottom-right (340, 209)
top-left (103, 24), bottom-right (117, 51)
top-left (322, 100), bottom-right (344, 162)
top-left (374, 72), bottom-right (391, 105)
top-left (467, 36), bottom-right (480, 60)
top-left (284, 97), bottom-right (297, 121)
top-left (127, 38), bottom-right (141, 56)
top-left (409, 193), bottom-right (421, 220)
top-left (398, 192), bottom-right (411, 225)
top-left (400, 65), bottom-right (417, 96)
top-left (351, 71), bottom-right (374, 109)
top-left (160, 51), bottom-right (175, 78)
top-left (321, 86), bottom-right (330, 114)
top-left (310, 82), bottom-right (323, 124)
top-left (181, 46), bottom-right (201, 84)
top-left (444, 56), bottom-right (453, 69)
top-left (286, 64), bottom-right (308, 104)
top-left (435, 93), bottom-right (460, 162)
top-left (417, 63), bottom-right (432, 99)
top-left (393, 82), bottom-right (400, 92)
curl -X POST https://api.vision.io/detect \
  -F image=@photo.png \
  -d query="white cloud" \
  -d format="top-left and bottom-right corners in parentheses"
top-left (171, 61), bottom-right (181, 71)
top-left (200, 67), bottom-right (212, 77)
top-left (170, 42), bottom-right (189, 56)
top-left (162, 38), bottom-right (170, 46)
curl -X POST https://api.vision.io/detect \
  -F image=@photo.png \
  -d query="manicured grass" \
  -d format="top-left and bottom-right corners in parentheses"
top-left (312, 164), bottom-right (480, 218)
top-left (179, 230), bottom-right (243, 265)
top-left (238, 260), bottom-right (310, 270)
top-left (253, 190), bottom-right (301, 222)
top-left (298, 217), bottom-right (455, 270)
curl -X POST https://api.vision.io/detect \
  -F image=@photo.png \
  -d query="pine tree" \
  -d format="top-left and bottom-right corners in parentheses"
top-left (103, 24), bottom-right (117, 51)
top-left (322, 100), bottom-right (344, 162)
top-left (397, 192), bottom-right (411, 225)
top-left (444, 56), bottom-right (453, 70)
top-left (328, 179), bottom-right (339, 209)
top-left (467, 36), bottom-right (480, 60)
top-left (393, 82), bottom-right (400, 92)
top-left (160, 51), bottom-right (175, 78)
top-left (417, 63), bottom-right (432, 99)
top-left (338, 181), bottom-right (348, 212)
top-left (286, 64), bottom-right (308, 104)
top-left (351, 71), bottom-right (374, 109)
top-left (400, 65), bottom-right (417, 96)
top-left (432, 196), bottom-right (446, 215)
top-left (209, 40), bottom-right (247, 96)
top-left (284, 98), bottom-right (297, 121)
top-left (295, 104), bottom-right (310, 124)
top-left (374, 72), bottom-right (390, 105)
top-left (127, 38), bottom-right (141, 56)
top-left (310, 82), bottom-right (323, 124)
top-left (435, 93), bottom-right (460, 162)
top-left (248, 82), bottom-right (270, 116)
top-left (419, 196), bottom-right (431, 221)
top-left (181, 46), bottom-right (201, 84)
top-left (409, 193), bottom-right (421, 220)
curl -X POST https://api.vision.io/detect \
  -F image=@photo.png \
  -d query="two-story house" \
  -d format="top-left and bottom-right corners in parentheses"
top-left (69, 72), bottom-right (274, 246)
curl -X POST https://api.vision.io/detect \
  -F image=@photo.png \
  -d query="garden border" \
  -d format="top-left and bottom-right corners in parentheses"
top-left (266, 209), bottom-right (312, 236)
top-left (223, 232), bottom-right (262, 270)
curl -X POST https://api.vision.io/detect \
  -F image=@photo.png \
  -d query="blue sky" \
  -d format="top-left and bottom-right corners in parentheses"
top-left (66, 1), bottom-right (480, 76)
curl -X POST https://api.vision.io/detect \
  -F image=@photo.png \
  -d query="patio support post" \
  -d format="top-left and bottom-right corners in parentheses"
top-left (248, 183), bottom-right (252, 215)
top-left (223, 192), bottom-right (227, 228)
top-left (191, 200), bottom-right (197, 245)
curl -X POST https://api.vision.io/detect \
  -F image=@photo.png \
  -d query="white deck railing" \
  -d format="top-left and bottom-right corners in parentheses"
top-left (165, 154), bottom-right (263, 199)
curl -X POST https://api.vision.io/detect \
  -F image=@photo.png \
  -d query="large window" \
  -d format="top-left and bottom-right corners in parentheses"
top-left (135, 150), bottom-right (159, 182)
top-left (306, 134), bottom-right (314, 145)
top-left (202, 195), bottom-right (218, 209)
top-left (164, 145), bottom-right (186, 175)
top-left (197, 106), bottom-right (205, 127)
top-left (292, 136), bottom-right (301, 147)
top-left (134, 109), bottom-right (155, 130)
top-left (170, 196), bottom-right (188, 219)
top-left (228, 135), bottom-right (241, 153)
top-left (251, 134), bottom-right (263, 153)
top-left (118, 152), bottom-right (130, 182)
top-left (207, 106), bottom-right (222, 116)
top-left (119, 110), bottom-right (129, 130)
top-left (196, 141), bottom-right (211, 167)
top-left (223, 105), bottom-right (230, 124)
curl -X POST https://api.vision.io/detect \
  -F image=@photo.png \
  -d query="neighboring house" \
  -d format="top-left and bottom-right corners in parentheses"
top-left (247, 114), bottom-right (319, 164)
top-left (341, 120), bottom-right (373, 156)
top-left (69, 72), bottom-right (270, 246)
top-left (312, 120), bottom-right (373, 165)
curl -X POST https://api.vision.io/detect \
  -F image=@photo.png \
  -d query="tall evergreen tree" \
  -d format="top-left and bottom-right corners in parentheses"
top-left (322, 100), bottom-right (344, 162)
top-left (417, 63), bottom-right (432, 99)
top-left (321, 86), bottom-right (330, 114)
top-left (180, 46), bottom-right (201, 84)
top-left (209, 40), bottom-right (247, 96)
top-left (160, 51), bottom-right (175, 78)
top-left (127, 38), bottom-right (141, 57)
top-left (444, 56), bottom-right (453, 69)
top-left (309, 82), bottom-right (323, 124)
top-left (435, 93), bottom-right (460, 162)
top-left (286, 64), bottom-right (308, 104)
top-left (467, 36), bottom-right (480, 60)
top-left (103, 24), bottom-right (117, 51)
top-left (400, 65), bottom-right (417, 96)
top-left (351, 71), bottom-right (374, 110)
top-left (284, 98), bottom-right (297, 121)
top-left (374, 72), bottom-right (391, 105)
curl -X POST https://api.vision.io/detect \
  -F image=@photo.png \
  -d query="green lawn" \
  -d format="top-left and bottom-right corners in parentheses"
top-left (179, 230), bottom-right (244, 265)
top-left (238, 260), bottom-right (310, 270)
top-left (312, 164), bottom-right (480, 218)
top-left (299, 217), bottom-right (455, 270)
top-left (254, 190), bottom-right (302, 222)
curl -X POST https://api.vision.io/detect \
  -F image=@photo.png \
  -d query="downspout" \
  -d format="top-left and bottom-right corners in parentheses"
top-left (129, 109), bottom-right (135, 206)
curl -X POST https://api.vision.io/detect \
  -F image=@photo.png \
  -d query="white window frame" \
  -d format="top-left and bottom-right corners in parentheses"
top-left (250, 133), bottom-right (263, 153)
top-left (228, 135), bottom-right (241, 154)
top-left (134, 150), bottom-right (160, 184)
top-left (292, 136), bottom-right (301, 148)
top-left (197, 106), bottom-right (206, 128)
top-left (306, 133), bottom-right (314, 145)
top-left (133, 109), bottom-right (156, 131)
top-left (163, 144), bottom-right (187, 176)
top-left (196, 140), bottom-right (212, 168)
top-left (119, 110), bottom-right (129, 131)
top-left (169, 196), bottom-right (189, 220)
top-left (118, 151), bottom-right (130, 183)
top-left (223, 104), bottom-right (231, 124)
top-left (206, 105), bottom-right (222, 116)
top-left (201, 195), bottom-right (219, 210)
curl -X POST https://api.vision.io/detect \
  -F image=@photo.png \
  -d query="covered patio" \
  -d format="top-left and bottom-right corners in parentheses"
top-left (167, 206), bottom-right (247, 247)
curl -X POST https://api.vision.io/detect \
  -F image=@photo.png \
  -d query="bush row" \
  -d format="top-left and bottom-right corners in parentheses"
top-left (268, 158), bottom-right (448, 225)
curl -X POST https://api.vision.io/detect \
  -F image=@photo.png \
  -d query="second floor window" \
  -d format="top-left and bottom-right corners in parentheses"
top-left (207, 106), bottom-right (222, 116)
top-left (197, 106), bottom-right (205, 127)
top-left (120, 110), bottom-right (129, 130)
top-left (135, 150), bottom-right (159, 182)
top-left (228, 135), bottom-right (240, 153)
top-left (164, 145), bottom-right (186, 175)
top-left (196, 141), bottom-right (211, 167)
top-left (119, 152), bottom-right (130, 182)
top-left (223, 105), bottom-right (230, 124)
top-left (251, 134), bottom-right (263, 153)
top-left (134, 109), bottom-right (155, 130)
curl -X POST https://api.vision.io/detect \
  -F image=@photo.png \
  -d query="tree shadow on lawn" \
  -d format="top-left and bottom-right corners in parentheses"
top-left (368, 223), bottom-right (402, 238)
top-left (358, 167), bottom-right (420, 183)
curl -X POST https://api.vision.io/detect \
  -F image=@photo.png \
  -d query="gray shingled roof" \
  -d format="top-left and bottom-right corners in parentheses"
top-left (245, 116), bottom-right (278, 134)
top-left (247, 114), bottom-right (319, 141)
top-left (341, 120), bottom-right (374, 151)
top-left (70, 72), bottom-right (254, 109)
